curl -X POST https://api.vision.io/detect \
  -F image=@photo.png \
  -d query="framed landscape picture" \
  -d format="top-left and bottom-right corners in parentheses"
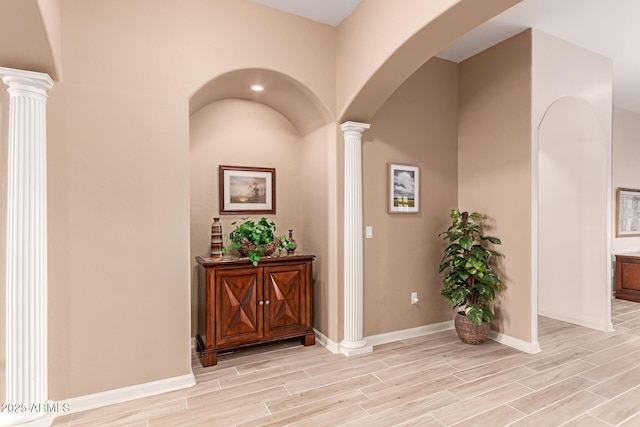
top-left (219, 165), bottom-right (275, 214)
top-left (616, 187), bottom-right (640, 237)
top-left (389, 163), bottom-right (419, 213)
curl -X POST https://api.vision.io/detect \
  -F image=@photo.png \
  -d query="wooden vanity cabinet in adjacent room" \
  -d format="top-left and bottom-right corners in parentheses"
top-left (195, 254), bottom-right (315, 367)
top-left (615, 252), bottom-right (640, 303)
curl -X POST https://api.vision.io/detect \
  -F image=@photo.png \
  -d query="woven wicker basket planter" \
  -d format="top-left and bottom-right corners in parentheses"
top-left (454, 312), bottom-right (490, 345)
top-left (238, 238), bottom-right (280, 257)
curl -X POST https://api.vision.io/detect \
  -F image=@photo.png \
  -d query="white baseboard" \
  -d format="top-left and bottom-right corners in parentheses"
top-left (316, 322), bottom-right (540, 356)
top-left (539, 310), bottom-right (613, 332)
top-left (606, 321), bottom-right (616, 332)
top-left (313, 329), bottom-right (340, 354)
top-left (489, 330), bottom-right (541, 354)
top-left (314, 322), bottom-right (454, 355)
top-left (56, 372), bottom-right (196, 416)
top-left (365, 321), bottom-right (454, 347)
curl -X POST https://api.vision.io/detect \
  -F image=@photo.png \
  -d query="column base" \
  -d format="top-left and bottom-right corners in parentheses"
top-left (339, 340), bottom-right (373, 357)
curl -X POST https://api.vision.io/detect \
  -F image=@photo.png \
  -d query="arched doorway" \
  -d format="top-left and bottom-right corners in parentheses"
top-left (538, 97), bottom-right (612, 331)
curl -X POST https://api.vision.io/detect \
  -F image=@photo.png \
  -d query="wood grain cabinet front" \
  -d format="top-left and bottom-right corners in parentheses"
top-left (616, 253), bottom-right (640, 303)
top-left (196, 254), bottom-right (315, 367)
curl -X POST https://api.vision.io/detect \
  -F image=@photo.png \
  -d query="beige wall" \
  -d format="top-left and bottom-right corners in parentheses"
top-left (300, 123), bottom-right (339, 338)
top-left (0, 0), bottom-right (59, 79)
top-left (363, 57), bottom-right (459, 336)
top-left (36, 0), bottom-right (62, 80)
top-left (41, 0), bottom-right (338, 400)
top-left (336, 0), bottom-right (523, 121)
top-left (458, 30), bottom-right (532, 342)
top-left (189, 99), bottom-right (304, 335)
top-left (61, 0), bottom-right (337, 113)
top-left (337, 0), bottom-right (459, 117)
top-left (46, 84), bottom-right (192, 398)
top-left (0, 0), bottom-right (553, 404)
top-left (612, 107), bottom-right (640, 255)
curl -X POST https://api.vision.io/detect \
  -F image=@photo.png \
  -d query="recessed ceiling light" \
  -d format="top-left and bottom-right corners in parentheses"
top-left (250, 84), bottom-right (264, 92)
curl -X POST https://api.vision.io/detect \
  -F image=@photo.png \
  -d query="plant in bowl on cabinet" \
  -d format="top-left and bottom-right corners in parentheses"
top-left (222, 217), bottom-right (289, 266)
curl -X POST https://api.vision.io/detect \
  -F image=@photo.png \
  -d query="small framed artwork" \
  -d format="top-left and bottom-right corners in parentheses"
top-left (389, 163), bottom-right (419, 213)
top-left (616, 187), bottom-right (640, 237)
top-left (219, 165), bottom-right (275, 214)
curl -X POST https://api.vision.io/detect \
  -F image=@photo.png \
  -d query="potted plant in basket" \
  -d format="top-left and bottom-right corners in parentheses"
top-left (438, 209), bottom-right (504, 344)
top-left (223, 217), bottom-right (289, 266)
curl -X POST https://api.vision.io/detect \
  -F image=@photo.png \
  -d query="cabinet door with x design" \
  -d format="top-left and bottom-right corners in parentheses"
top-left (215, 268), bottom-right (263, 346)
top-left (264, 263), bottom-right (308, 338)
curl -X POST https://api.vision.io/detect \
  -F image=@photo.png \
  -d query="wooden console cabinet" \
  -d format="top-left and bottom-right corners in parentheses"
top-left (196, 254), bottom-right (315, 367)
top-left (615, 253), bottom-right (640, 302)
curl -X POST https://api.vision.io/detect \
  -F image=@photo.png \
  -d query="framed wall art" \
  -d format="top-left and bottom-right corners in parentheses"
top-left (219, 165), bottom-right (276, 214)
top-left (389, 163), bottom-right (419, 213)
top-left (616, 187), bottom-right (640, 237)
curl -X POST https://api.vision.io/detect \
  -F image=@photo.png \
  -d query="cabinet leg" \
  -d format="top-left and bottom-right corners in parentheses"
top-left (195, 334), bottom-right (218, 367)
top-left (200, 349), bottom-right (218, 367)
top-left (301, 333), bottom-right (315, 346)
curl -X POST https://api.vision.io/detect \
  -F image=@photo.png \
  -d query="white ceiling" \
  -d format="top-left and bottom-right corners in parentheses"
top-left (438, 0), bottom-right (640, 114)
top-left (251, 0), bottom-right (640, 113)
top-left (249, 0), bottom-right (361, 26)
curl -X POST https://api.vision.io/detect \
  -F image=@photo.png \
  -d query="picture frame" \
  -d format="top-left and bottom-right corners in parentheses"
top-left (616, 187), bottom-right (640, 237)
top-left (389, 163), bottom-right (419, 213)
top-left (219, 165), bottom-right (276, 214)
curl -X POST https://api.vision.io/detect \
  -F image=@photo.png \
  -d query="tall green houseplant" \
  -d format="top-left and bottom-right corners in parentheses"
top-left (439, 210), bottom-right (504, 326)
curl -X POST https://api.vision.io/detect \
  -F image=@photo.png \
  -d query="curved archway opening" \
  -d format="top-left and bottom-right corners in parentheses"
top-left (337, 0), bottom-right (522, 122)
top-left (538, 96), bottom-right (611, 331)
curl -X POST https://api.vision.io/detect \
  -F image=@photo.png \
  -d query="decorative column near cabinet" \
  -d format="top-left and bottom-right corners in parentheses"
top-left (340, 121), bottom-right (373, 356)
top-left (0, 67), bottom-right (53, 426)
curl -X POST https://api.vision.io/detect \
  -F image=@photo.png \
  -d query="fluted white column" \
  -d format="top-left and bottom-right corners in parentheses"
top-left (0, 67), bottom-right (53, 426)
top-left (340, 121), bottom-right (372, 356)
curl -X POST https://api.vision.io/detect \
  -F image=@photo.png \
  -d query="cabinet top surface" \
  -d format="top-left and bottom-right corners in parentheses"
top-left (616, 252), bottom-right (640, 259)
top-left (196, 253), bottom-right (315, 266)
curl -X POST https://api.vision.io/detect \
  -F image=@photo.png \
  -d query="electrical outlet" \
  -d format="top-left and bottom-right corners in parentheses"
top-left (411, 292), bottom-right (419, 304)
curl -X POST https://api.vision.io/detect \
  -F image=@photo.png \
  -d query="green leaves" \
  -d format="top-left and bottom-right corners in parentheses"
top-left (459, 235), bottom-right (473, 250)
top-left (441, 286), bottom-right (469, 308)
top-left (465, 304), bottom-right (494, 325)
top-left (230, 217), bottom-right (277, 246)
top-left (224, 217), bottom-right (289, 265)
top-left (481, 235), bottom-right (502, 245)
top-left (439, 209), bottom-right (504, 326)
top-left (247, 248), bottom-right (263, 266)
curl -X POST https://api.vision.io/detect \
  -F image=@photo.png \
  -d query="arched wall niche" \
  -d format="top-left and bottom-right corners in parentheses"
top-left (190, 68), bottom-right (334, 137)
top-left (537, 96), bottom-right (611, 331)
top-left (188, 69), bottom-right (337, 339)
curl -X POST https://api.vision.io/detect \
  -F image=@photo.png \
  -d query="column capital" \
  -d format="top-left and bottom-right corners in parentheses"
top-left (0, 67), bottom-right (53, 96)
top-left (340, 121), bottom-right (371, 137)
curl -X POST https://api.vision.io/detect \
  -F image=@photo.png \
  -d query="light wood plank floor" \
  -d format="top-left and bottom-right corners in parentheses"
top-left (53, 299), bottom-right (640, 426)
